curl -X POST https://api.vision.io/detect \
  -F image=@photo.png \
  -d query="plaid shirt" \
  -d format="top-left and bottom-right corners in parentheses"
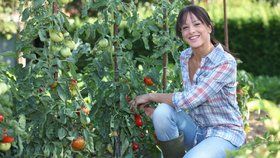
top-left (172, 44), bottom-right (246, 147)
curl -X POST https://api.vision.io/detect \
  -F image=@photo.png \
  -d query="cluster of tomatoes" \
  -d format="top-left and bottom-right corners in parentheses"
top-left (126, 76), bottom-right (155, 152)
top-left (0, 114), bottom-right (15, 152)
top-left (49, 29), bottom-right (76, 58)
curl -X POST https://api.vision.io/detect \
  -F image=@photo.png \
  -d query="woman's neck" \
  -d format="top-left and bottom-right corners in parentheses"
top-left (192, 42), bottom-right (215, 60)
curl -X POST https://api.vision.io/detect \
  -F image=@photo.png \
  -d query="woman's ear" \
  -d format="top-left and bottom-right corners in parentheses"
top-left (207, 25), bottom-right (212, 34)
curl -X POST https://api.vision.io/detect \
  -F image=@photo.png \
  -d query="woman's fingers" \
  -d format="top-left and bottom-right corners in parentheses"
top-left (144, 106), bottom-right (155, 118)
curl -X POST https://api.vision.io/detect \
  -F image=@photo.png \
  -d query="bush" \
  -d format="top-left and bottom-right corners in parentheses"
top-left (214, 18), bottom-right (280, 76)
top-left (253, 75), bottom-right (280, 104)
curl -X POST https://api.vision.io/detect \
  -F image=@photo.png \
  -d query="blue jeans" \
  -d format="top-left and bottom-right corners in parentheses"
top-left (151, 103), bottom-right (238, 158)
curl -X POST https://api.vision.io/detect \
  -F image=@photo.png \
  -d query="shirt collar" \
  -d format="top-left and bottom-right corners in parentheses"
top-left (184, 43), bottom-right (224, 62)
top-left (203, 43), bottom-right (224, 63)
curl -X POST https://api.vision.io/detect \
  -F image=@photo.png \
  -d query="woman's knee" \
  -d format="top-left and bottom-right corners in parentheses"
top-left (152, 103), bottom-right (174, 122)
top-left (183, 137), bottom-right (238, 158)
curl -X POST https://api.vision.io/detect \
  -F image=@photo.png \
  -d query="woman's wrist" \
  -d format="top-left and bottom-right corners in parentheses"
top-left (148, 93), bottom-right (155, 102)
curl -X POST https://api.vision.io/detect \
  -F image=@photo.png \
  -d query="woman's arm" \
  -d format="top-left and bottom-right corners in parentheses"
top-left (131, 60), bottom-right (236, 110)
top-left (131, 93), bottom-right (174, 108)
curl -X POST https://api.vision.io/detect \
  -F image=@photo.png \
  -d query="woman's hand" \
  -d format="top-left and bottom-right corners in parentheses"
top-left (129, 94), bottom-right (151, 108)
top-left (129, 94), bottom-right (154, 118)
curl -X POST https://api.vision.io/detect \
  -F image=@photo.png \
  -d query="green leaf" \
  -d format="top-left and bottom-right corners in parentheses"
top-left (142, 37), bottom-right (149, 50)
top-left (22, 8), bottom-right (30, 21)
top-left (57, 85), bottom-right (66, 102)
top-left (121, 137), bottom-right (130, 157)
top-left (14, 136), bottom-right (24, 157)
top-left (80, 114), bottom-right (90, 125)
top-left (33, 0), bottom-right (45, 8)
top-left (58, 128), bottom-right (67, 140)
top-left (68, 63), bottom-right (77, 79)
top-left (18, 114), bottom-right (26, 129)
top-left (83, 128), bottom-right (90, 142)
top-left (90, 0), bottom-right (108, 10)
top-left (43, 144), bottom-right (51, 157)
top-left (38, 29), bottom-right (47, 42)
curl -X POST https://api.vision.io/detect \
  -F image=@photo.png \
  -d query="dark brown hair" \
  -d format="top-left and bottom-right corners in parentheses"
top-left (176, 5), bottom-right (230, 53)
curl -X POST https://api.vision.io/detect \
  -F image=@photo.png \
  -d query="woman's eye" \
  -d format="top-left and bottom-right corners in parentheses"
top-left (182, 26), bottom-right (189, 30)
top-left (194, 23), bottom-right (201, 26)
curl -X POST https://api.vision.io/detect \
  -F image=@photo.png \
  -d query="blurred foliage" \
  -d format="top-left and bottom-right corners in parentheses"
top-left (229, 99), bottom-right (280, 158)
top-left (200, 0), bottom-right (280, 77)
top-left (254, 0), bottom-right (280, 6)
top-left (0, 0), bottom-right (19, 40)
top-left (253, 76), bottom-right (280, 104)
top-left (213, 18), bottom-right (280, 76)
top-left (201, 0), bottom-right (279, 22)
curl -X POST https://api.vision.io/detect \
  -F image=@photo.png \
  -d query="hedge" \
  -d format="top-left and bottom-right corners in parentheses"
top-left (214, 17), bottom-right (280, 76)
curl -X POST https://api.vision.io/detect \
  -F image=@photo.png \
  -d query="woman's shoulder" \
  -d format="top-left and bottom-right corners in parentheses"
top-left (180, 47), bottom-right (192, 58)
top-left (209, 44), bottom-right (236, 65)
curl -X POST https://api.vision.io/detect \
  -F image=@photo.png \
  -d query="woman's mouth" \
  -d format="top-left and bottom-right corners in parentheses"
top-left (189, 35), bottom-right (200, 41)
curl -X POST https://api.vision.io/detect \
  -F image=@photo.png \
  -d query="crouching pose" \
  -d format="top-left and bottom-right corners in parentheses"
top-left (130, 5), bottom-right (245, 158)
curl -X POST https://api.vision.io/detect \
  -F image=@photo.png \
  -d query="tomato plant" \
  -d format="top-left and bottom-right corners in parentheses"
top-left (6, 0), bottom-right (266, 157)
top-left (2, 0), bottom-right (275, 157)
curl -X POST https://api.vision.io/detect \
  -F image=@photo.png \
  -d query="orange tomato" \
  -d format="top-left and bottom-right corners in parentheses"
top-left (71, 137), bottom-right (85, 151)
top-left (143, 77), bottom-right (154, 86)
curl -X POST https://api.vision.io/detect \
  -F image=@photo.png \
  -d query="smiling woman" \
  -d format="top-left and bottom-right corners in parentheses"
top-left (130, 5), bottom-right (245, 158)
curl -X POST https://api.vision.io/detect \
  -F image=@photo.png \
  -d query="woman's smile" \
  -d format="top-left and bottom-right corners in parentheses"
top-left (188, 35), bottom-right (200, 41)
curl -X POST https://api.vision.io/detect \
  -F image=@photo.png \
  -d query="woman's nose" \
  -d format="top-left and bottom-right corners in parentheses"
top-left (189, 25), bottom-right (195, 33)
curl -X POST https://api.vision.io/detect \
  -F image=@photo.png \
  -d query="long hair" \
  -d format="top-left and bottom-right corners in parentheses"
top-left (175, 5), bottom-right (231, 53)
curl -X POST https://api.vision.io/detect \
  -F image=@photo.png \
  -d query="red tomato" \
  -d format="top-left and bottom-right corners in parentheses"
top-left (71, 137), bottom-right (85, 151)
top-left (1, 136), bottom-right (14, 143)
top-left (132, 142), bottom-right (139, 151)
top-left (143, 77), bottom-right (154, 86)
top-left (0, 114), bottom-right (4, 123)
top-left (134, 114), bottom-right (143, 127)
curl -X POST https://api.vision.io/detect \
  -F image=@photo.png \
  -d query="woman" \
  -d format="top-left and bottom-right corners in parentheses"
top-left (130, 5), bottom-right (246, 158)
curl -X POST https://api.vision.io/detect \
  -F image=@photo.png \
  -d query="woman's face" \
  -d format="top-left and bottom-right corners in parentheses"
top-left (181, 13), bottom-right (212, 49)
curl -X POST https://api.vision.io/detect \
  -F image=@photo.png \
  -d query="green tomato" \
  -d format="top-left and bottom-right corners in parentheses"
top-left (0, 82), bottom-right (9, 95)
top-left (63, 32), bottom-right (70, 37)
top-left (98, 38), bottom-right (109, 48)
top-left (49, 30), bottom-right (64, 42)
top-left (60, 47), bottom-right (72, 58)
top-left (50, 45), bottom-right (62, 53)
top-left (0, 143), bottom-right (11, 151)
top-left (65, 40), bottom-right (76, 50)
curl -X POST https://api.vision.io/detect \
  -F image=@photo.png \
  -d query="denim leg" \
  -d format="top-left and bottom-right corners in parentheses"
top-left (183, 136), bottom-right (238, 158)
top-left (152, 103), bottom-right (198, 149)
